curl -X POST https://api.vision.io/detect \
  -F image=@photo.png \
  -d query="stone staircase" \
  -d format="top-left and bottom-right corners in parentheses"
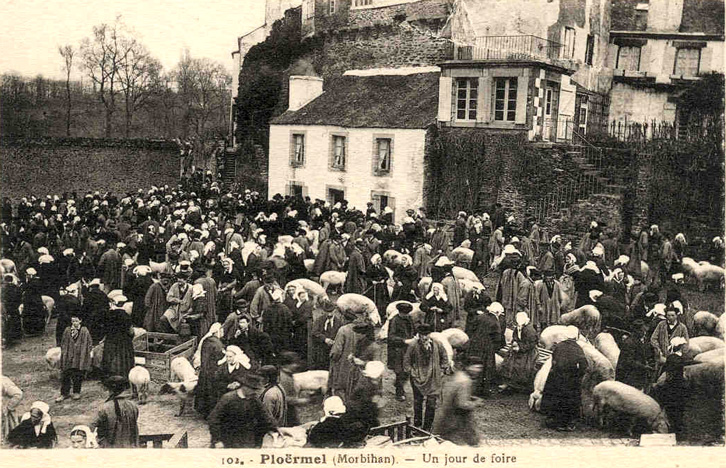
top-left (221, 149), bottom-right (237, 184)
top-left (533, 143), bottom-right (634, 236)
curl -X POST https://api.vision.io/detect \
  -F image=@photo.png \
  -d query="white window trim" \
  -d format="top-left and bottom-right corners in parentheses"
top-left (673, 47), bottom-right (701, 76)
top-left (290, 131), bottom-right (306, 167)
top-left (454, 78), bottom-right (479, 122)
top-left (493, 77), bottom-right (518, 122)
top-left (329, 133), bottom-right (348, 171)
top-left (372, 134), bottom-right (394, 176)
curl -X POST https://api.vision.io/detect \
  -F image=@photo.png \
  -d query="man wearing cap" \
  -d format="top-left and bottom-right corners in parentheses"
top-left (616, 319), bottom-right (653, 391)
top-left (55, 283), bottom-right (83, 346)
top-left (259, 365), bottom-right (288, 426)
top-left (533, 269), bottom-right (563, 330)
top-left (83, 278), bottom-right (109, 344)
top-left (495, 245), bottom-right (529, 326)
top-left (388, 302), bottom-right (417, 401)
top-left (97, 242), bottom-right (122, 292)
top-left (403, 323), bottom-right (449, 431)
top-left (94, 376), bottom-right (139, 447)
top-left (311, 300), bottom-right (343, 370)
top-left (429, 221), bottom-right (451, 258)
top-left (467, 301), bottom-right (503, 398)
top-left (650, 306), bottom-right (689, 366)
top-left (249, 274), bottom-right (279, 323)
top-left (344, 239), bottom-right (367, 294)
top-left (208, 373), bottom-right (277, 448)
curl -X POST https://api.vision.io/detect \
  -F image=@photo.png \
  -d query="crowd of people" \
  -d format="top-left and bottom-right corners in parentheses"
top-left (1, 169), bottom-right (723, 448)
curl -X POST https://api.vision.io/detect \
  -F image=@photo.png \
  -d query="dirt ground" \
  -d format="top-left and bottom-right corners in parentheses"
top-left (2, 278), bottom-right (723, 448)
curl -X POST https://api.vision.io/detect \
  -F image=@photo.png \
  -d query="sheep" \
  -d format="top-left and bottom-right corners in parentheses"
top-left (292, 370), bottom-right (329, 398)
top-left (594, 332), bottom-right (620, 369)
top-left (45, 346), bottom-right (61, 370)
top-left (430, 332), bottom-right (455, 370)
top-left (159, 356), bottom-right (198, 416)
top-left (0, 258), bottom-right (17, 275)
top-left (284, 279), bottom-right (329, 305)
top-left (131, 327), bottom-right (147, 338)
top-left (452, 266), bottom-right (479, 283)
top-left (693, 348), bottom-right (724, 364)
top-left (591, 381), bottom-right (670, 436)
top-left (320, 270), bottom-right (347, 293)
top-left (128, 366), bottom-right (151, 404)
top-left (529, 356), bottom-right (552, 412)
top-left (693, 311), bottom-right (720, 337)
top-left (457, 278), bottom-right (486, 297)
top-left (681, 257), bottom-right (699, 278)
top-left (440, 328), bottom-right (469, 349)
top-left (149, 260), bottom-right (169, 274)
top-left (418, 277), bottom-right (433, 298)
top-left (688, 261), bottom-right (725, 291)
top-left (558, 305), bottom-right (602, 340)
top-left (336, 294), bottom-right (381, 326)
top-left (303, 259), bottom-right (315, 273)
top-left (42, 295), bottom-right (55, 321)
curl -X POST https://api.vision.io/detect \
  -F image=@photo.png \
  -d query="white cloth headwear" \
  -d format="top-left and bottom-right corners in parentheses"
top-left (193, 322), bottom-right (223, 368)
top-left (323, 396), bottom-right (346, 416)
top-left (515, 312), bottom-right (529, 327)
top-left (218, 345), bottom-right (252, 370)
top-left (22, 401), bottom-right (52, 434)
top-left (425, 282), bottom-right (448, 301)
top-left (70, 424), bottom-right (99, 448)
top-left (565, 326), bottom-right (579, 340)
top-left (362, 361), bottom-right (386, 379)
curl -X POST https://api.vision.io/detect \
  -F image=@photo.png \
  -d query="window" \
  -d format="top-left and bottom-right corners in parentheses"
top-left (374, 138), bottom-right (392, 174)
top-left (673, 47), bottom-right (700, 76)
top-left (634, 2), bottom-right (649, 30)
top-left (331, 135), bottom-right (346, 169)
top-left (493, 77), bottom-right (517, 122)
top-left (585, 34), bottom-right (595, 65)
top-left (327, 187), bottom-right (345, 205)
top-left (563, 27), bottom-right (576, 59)
top-left (354, 0), bottom-right (373, 6)
top-left (616, 46), bottom-right (641, 71)
top-left (329, 0), bottom-right (336, 14)
top-left (303, 0), bottom-right (314, 19)
top-left (578, 95), bottom-right (589, 135)
top-left (291, 133), bottom-right (305, 166)
top-left (455, 78), bottom-right (478, 121)
top-left (288, 182), bottom-right (304, 197)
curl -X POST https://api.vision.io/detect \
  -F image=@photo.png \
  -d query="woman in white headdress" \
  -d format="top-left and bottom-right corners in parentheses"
top-left (498, 312), bottom-right (539, 394)
top-left (194, 323), bottom-right (226, 417)
top-left (213, 345), bottom-right (252, 407)
top-left (69, 425), bottom-right (98, 449)
top-left (421, 282), bottom-right (452, 331)
top-left (7, 401), bottom-right (57, 448)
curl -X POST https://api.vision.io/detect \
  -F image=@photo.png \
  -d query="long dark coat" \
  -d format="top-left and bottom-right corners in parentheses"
top-left (467, 311), bottom-right (502, 384)
top-left (310, 314), bottom-right (343, 370)
top-left (387, 313), bottom-right (415, 373)
top-left (344, 248), bottom-right (366, 294)
top-left (540, 339), bottom-right (588, 421)
top-left (616, 334), bottom-right (652, 390)
top-left (83, 287), bottom-right (109, 344)
top-left (195, 335), bottom-right (225, 417)
top-left (21, 278), bottom-right (47, 336)
top-left (500, 324), bottom-right (538, 391)
top-left (101, 308), bottom-right (135, 378)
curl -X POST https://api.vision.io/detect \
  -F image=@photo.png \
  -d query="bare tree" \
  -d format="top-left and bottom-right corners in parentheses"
top-left (58, 44), bottom-right (75, 136)
top-left (80, 19), bottom-right (132, 137)
top-left (118, 38), bottom-right (162, 137)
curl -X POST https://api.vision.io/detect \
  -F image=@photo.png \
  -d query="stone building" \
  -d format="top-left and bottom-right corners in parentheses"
top-left (608, 0), bottom-right (724, 131)
top-left (268, 69), bottom-right (440, 218)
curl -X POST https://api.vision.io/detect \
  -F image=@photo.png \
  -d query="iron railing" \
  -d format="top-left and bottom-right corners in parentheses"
top-left (456, 35), bottom-right (563, 62)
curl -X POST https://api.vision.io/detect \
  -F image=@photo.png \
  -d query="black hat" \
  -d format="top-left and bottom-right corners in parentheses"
top-left (340, 307), bottom-right (358, 320)
top-left (103, 375), bottom-right (129, 394)
top-left (263, 275), bottom-right (276, 285)
top-left (234, 299), bottom-right (250, 310)
top-left (259, 365), bottom-right (279, 381)
top-left (467, 355), bottom-right (483, 365)
top-left (239, 372), bottom-right (265, 391)
top-left (396, 302), bottom-right (413, 314)
top-left (416, 323), bottom-right (433, 335)
top-left (353, 322), bottom-right (373, 334)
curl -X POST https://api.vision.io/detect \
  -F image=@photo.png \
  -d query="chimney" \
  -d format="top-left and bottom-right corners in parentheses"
top-left (647, 0), bottom-right (684, 32)
top-left (288, 75), bottom-right (324, 112)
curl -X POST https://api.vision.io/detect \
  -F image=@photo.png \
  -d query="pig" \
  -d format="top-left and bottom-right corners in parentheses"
top-left (654, 360), bottom-right (725, 394)
top-left (685, 336), bottom-right (725, 356)
top-left (539, 325), bottom-right (588, 350)
top-left (383, 250), bottom-right (405, 267)
top-left (284, 279), bottom-right (329, 305)
top-left (594, 332), bottom-right (620, 369)
top-left (681, 257), bottom-right (699, 277)
top-left (418, 277), bottom-right (433, 298)
top-left (292, 370), bottom-right (329, 397)
top-left (693, 311), bottom-right (720, 337)
top-left (159, 356), bottom-right (199, 416)
top-left (451, 266), bottom-right (479, 283)
top-left (131, 327), bottom-right (147, 338)
top-left (45, 346), bottom-right (61, 370)
top-left (591, 381), bottom-right (670, 435)
top-left (717, 313), bottom-right (726, 339)
top-left (558, 305), bottom-right (602, 340)
top-left (529, 357), bottom-right (552, 412)
top-left (430, 332), bottom-right (455, 370)
top-left (336, 294), bottom-right (381, 326)
top-left (457, 279), bottom-right (486, 297)
top-left (128, 366), bottom-right (151, 404)
top-left (320, 271), bottom-right (347, 293)
top-left (577, 341), bottom-right (616, 393)
top-left (149, 260), bottom-right (169, 274)
top-left (693, 347), bottom-right (724, 364)
top-left (692, 262), bottom-right (725, 291)
top-left (440, 328), bottom-right (469, 349)
top-left (450, 247), bottom-right (474, 266)
top-left (303, 259), bottom-right (315, 273)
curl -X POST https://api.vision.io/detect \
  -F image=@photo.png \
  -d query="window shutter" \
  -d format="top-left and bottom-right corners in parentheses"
top-left (700, 46), bottom-right (713, 73)
top-left (514, 72), bottom-right (528, 124)
top-left (438, 76), bottom-right (452, 122)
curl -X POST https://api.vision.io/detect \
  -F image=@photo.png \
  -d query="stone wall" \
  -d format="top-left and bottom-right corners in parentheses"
top-left (0, 138), bottom-right (179, 201)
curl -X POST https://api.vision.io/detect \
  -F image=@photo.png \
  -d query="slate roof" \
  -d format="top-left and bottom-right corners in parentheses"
top-left (271, 72), bottom-right (440, 129)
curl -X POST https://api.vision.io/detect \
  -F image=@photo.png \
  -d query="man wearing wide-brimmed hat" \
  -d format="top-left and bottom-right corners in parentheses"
top-left (95, 376), bottom-right (139, 448)
top-left (310, 299), bottom-right (343, 370)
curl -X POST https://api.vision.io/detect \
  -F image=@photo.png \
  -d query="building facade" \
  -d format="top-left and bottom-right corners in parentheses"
top-left (608, 0), bottom-right (724, 131)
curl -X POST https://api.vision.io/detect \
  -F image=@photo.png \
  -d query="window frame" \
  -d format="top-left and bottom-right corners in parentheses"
top-left (616, 45), bottom-right (641, 71)
top-left (563, 27), bottom-right (576, 59)
top-left (673, 47), bottom-right (701, 76)
top-left (329, 0), bottom-right (336, 14)
top-left (329, 133), bottom-right (348, 171)
top-left (372, 135), bottom-right (394, 176)
top-left (454, 77), bottom-right (478, 122)
top-left (290, 131), bottom-right (306, 167)
top-left (585, 34), bottom-right (595, 65)
top-left (493, 77), bottom-right (518, 122)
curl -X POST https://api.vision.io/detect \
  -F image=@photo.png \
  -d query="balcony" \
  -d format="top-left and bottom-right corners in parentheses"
top-left (454, 35), bottom-right (571, 68)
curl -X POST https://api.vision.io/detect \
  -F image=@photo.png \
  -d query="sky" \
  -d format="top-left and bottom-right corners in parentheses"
top-left (0, 0), bottom-right (266, 80)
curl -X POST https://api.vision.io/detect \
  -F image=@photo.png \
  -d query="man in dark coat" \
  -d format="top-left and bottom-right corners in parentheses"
top-left (208, 373), bottom-right (277, 448)
top-left (82, 279), bottom-right (109, 344)
top-left (54, 284), bottom-right (83, 347)
top-left (310, 300), bottom-right (343, 370)
top-left (260, 290), bottom-right (292, 359)
top-left (467, 300), bottom-right (503, 398)
top-left (540, 328), bottom-right (588, 431)
top-left (387, 302), bottom-right (416, 401)
top-left (95, 376), bottom-right (139, 447)
top-left (344, 239), bottom-right (367, 294)
top-left (615, 320), bottom-right (653, 391)
top-left (227, 314), bottom-right (273, 367)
